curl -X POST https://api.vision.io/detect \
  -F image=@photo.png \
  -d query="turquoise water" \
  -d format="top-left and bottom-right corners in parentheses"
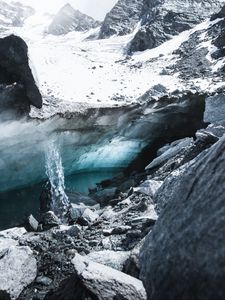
top-left (0, 169), bottom-right (121, 230)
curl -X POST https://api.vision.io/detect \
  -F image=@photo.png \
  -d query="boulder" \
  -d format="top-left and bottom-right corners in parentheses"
top-left (133, 180), bottom-right (163, 197)
top-left (41, 211), bottom-right (61, 231)
top-left (140, 135), bottom-right (225, 299)
top-left (204, 94), bottom-right (225, 125)
top-left (0, 245), bottom-right (37, 299)
top-left (0, 35), bottom-right (42, 119)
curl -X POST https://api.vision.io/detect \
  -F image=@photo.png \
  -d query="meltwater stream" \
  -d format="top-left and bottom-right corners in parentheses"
top-left (45, 140), bottom-right (70, 220)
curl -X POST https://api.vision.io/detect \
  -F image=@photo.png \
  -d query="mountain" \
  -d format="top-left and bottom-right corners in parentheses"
top-left (48, 3), bottom-right (101, 35)
top-left (0, 1), bottom-right (34, 27)
top-left (99, 0), bottom-right (146, 39)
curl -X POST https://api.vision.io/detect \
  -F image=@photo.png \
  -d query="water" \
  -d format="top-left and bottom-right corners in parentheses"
top-left (45, 140), bottom-right (70, 220)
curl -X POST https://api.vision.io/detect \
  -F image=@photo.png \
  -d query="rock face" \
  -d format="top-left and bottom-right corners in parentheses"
top-left (140, 135), bottom-right (225, 300)
top-left (48, 4), bottom-right (100, 36)
top-left (45, 254), bottom-right (147, 300)
top-left (0, 35), bottom-right (42, 119)
top-left (0, 1), bottom-right (34, 27)
top-left (129, 0), bottom-right (225, 52)
top-left (99, 0), bottom-right (145, 39)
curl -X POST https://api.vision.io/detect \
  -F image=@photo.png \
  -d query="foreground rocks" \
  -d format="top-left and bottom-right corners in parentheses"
top-left (45, 254), bottom-right (147, 300)
top-left (140, 135), bottom-right (225, 300)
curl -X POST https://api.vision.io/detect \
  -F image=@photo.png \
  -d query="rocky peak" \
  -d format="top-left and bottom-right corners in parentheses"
top-left (0, 1), bottom-right (34, 27)
top-left (129, 0), bottom-right (225, 52)
top-left (99, 0), bottom-right (146, 39)
top-left (48, 3), bottom-right (101, 36)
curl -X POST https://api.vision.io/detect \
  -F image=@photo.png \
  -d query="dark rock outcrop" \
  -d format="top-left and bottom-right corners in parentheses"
top-left (129, 0), bottom-right (224, 52)
top-left (48, 4), bottom-right (100, 36)
top-left (0, 35), bottom-right (42, 119)
top-left (99, 0), bottom-right (146, 39)
top-left (140, 135), bottom-right (225, 300)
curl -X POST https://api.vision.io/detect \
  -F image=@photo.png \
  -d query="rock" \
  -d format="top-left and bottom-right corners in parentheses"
top-left (75, 254), bottom-right (146, 299)
top-left (48, 4), bottom-right (100, 35)
top-left (123, 241), bottom-right (144, 278)
top-left (204, 94), bottom-right (225, 125)
top-left (0, 245), bottom-right (37, 299)
top-left (24, 214), bottom-right (39, 232)
top-left (140, 135), bottom-right (225, 300)
top-left (99, 0), bottom-right (145, 39)
top-left (36, 276), bottom-right (53, 286)
top-left (0, 35), bottom-right (42, 119)
top-left (41, 211), bottom-right (61, 231)
top-left (69, 203), bottom-right (87, 222)
top-left (86, 250), bottom-right (130, 271)
top-left (145, 138), bottom-right (193, 170)
top-left (67, 191), bottom-right (97, 206)
top-left (81, 208), bottom-right (99, 224)
top-left (133, 180), bottom-right (163, 197)
top-left (93, 187), bottom-right (119, 206)
top-left (0, 227), bottom-right (26, 240)
top-left (129, 0), bottom-right (224, 52)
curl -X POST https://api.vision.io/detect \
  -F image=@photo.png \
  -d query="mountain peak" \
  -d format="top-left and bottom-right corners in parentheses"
top-left (48, 3), bottom-right (100, 36)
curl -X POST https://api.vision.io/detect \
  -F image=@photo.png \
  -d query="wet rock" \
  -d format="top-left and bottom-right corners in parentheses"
top-left (36, 276), bottom-right (52, 286)
top-left (24, 214), bottom-right (39, 232)
top-left (140, 135), bottom-right (225, 300)
top-left (69, 203), bottom-right (87, 222)
top-left (41, 211), bottom-right (61, 231)
top-left (0, 245), bottom-right (37, 299)
top-left (93, 187), bottom-right (119, 206)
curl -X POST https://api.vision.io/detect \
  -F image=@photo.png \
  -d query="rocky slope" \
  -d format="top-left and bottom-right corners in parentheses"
top-left (99, 0), bottom-right (146, 39)
top-left (48, 4), bottom-right (100, 36)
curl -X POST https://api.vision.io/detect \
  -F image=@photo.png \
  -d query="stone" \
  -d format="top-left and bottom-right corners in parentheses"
top-left (140, 135), bottom-right (225, 300)
top-left (0, 35), bottom-right (42, 119)
top-left (0, 246), bottom-right (37, 299)
top-left (133, 180), bottom-right (163, 197)
top-left (25, 214), bottom-right (39, 232)
top-left (86, 250), bottom-right (130, 271)
top-left (145, 138), bottom-right (193, 170)
top-left (81, 208), bottom-right (99, 224)
top-left (41, 211), bottom-right (61, 231)
top-left (93, 187), bottom-right (119, 206)
top-left (204, 94), bottom-right (225, 124)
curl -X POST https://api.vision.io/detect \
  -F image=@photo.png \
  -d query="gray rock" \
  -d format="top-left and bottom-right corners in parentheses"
top-left (69, 203), bottom-right (87, 222)
top-left (81, 208), bottom-right (99, 224)
top-left (145, 138), bottom-right (193, 170)
top-left (93, 187), bottom-right (118, 206)
top-left (140, 135), bottom-right (225, 300)
top-left (25, 214), bottom-right (39, 232)
top-left (0, 245), bottom-right (37, 299)
top-left (129, 0), bottom-right (224, 52)
top-left (41, 211), bottom-right (61, 230)
top-left (72, 254), bottom-right (147, 300)
top-left (204, 94), bottom-right (225, 124)
top-left (99, 0), bottom-right (145, 39)
top-left (86, 250), bottom-right (130, 271)
top-left (133, 180), bottom-right (163, 197)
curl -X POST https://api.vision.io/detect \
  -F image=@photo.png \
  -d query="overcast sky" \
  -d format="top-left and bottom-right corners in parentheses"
top-left (10, 0), bottom-right (118, 20)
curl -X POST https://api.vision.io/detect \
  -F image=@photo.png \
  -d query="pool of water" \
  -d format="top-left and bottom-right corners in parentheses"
top-left (0, 169), bottom-right (121, 230)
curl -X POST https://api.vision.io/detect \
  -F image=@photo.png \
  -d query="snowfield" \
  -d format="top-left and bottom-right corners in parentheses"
top-left (0, 11), bottom-right (222, 119)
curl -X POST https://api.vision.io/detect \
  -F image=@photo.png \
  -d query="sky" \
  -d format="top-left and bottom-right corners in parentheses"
top-left (9, 0), bottom-right (118, 20)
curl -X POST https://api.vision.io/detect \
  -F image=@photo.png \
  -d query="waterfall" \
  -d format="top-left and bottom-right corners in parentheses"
top-left (45, 139), bottom-right (69, 221)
